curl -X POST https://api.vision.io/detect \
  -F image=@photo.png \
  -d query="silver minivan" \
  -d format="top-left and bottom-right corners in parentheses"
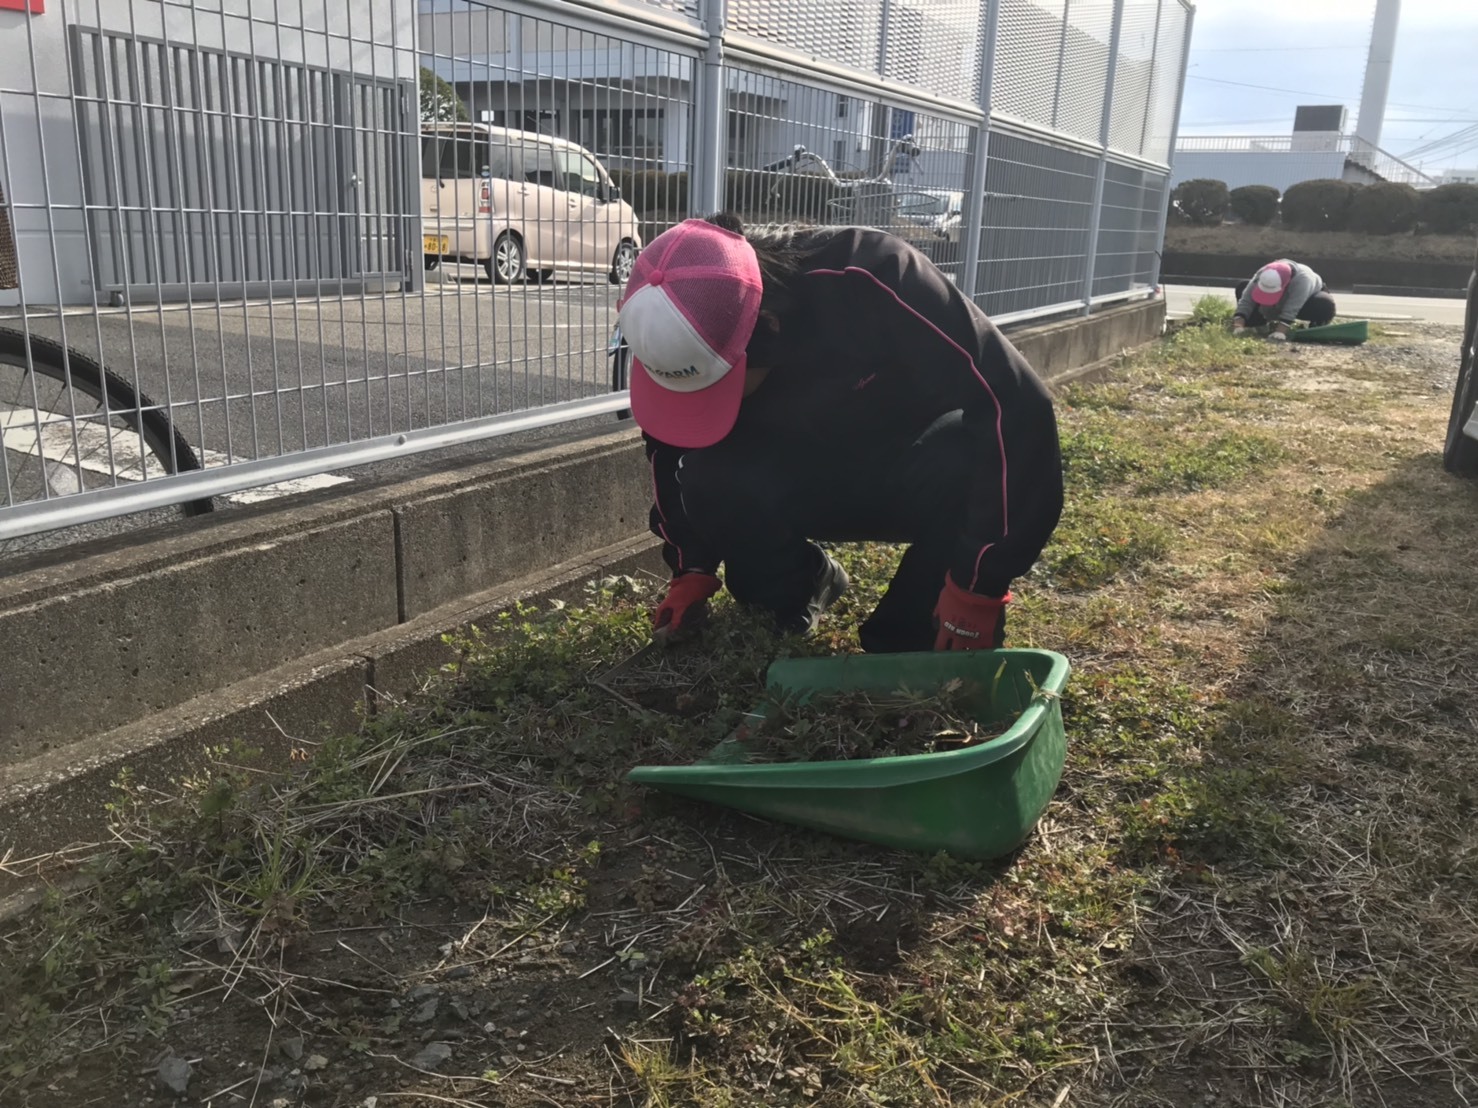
top-left (420, 123), bottom-right (642, 285)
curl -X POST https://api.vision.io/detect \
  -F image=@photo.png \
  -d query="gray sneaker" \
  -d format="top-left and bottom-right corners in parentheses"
top-left (776, 548), bottom-right (849, 635)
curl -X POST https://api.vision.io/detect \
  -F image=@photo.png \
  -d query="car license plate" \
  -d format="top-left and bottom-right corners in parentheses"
top-left (424, 235), bottom-right (448, 255)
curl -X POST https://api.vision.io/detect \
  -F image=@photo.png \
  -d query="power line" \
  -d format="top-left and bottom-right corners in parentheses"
top-left (1191, 46), bottom-right (1367, 53)
top-left (1187, 75), bottom-right (1471, 117)
top-left (1401, 122), bottom-right (1478, 161)
top-left (1186, 74), bottom-right (1359, 100)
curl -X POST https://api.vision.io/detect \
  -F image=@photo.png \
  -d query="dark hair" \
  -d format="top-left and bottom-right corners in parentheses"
top-left (703, 211), bottom-right (827, 321)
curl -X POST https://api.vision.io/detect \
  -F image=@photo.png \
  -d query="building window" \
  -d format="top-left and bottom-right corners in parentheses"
top-left (574, 109), bottom-right (664, 162)
top-left (727, 109), bottom-right (758, 167)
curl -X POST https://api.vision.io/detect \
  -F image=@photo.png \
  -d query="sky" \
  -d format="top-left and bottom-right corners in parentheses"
top-left (1178, 0), bottom-right (1478, 174)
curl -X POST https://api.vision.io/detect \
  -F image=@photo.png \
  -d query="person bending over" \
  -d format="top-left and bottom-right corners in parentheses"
top-left (617, 213), bottom-right (1064, 654)
top-left (1233, 259), bottom-right (1337, 341)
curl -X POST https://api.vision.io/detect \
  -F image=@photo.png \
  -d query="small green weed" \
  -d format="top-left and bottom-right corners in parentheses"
top-left (1036, 494), bottom-right (1171, 589)
top-left (1188, 293), bottom-right (1236, 328)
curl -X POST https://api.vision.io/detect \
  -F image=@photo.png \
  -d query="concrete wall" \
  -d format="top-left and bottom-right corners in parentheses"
top-left (0, 427), bottom-right (650, 760)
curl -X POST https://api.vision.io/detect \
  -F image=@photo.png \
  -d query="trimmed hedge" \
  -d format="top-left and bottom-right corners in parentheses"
top-left (1229, 185), bottom-right (1279, 226)
top-left (1347, 181), bottom-right (1421, 235)
top-left (1281, 179), bottom-right (1358, 232)
top-left (1171, 178), bottom-right (1230, 226)
top-left (1420, 183), bottom-right (1478, 235)
top-left (608, 169), bottom-right (690, 215)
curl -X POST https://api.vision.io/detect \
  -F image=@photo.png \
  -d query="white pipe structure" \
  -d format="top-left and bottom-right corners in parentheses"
top-left (1355, 0), bottom-right (1401, 151)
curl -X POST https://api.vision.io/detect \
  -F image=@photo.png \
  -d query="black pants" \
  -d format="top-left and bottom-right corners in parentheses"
top-left (1234, 281), bottom-right (1337, 327)
top-left (667, 411), bottom-right (988, 653)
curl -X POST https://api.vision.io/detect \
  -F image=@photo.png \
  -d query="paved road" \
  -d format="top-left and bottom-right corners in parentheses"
top-left (4, 267), bottom-right (622, 464)
top-left (1164, 284), bottom-right (1470, 326)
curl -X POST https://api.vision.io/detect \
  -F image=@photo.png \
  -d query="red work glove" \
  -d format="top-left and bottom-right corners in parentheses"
top-left (652, 572), bottom-right (722, 645)
top-left (933, 573), bottom-right (1010, 651)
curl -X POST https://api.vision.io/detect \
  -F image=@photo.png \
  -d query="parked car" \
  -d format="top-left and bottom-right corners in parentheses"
top-left (420, 123), bottom-right (642, 285)
top-left (1442, 241), bottom-right (1478, 476)
top-left (893, 188), bottom-right (964, 245)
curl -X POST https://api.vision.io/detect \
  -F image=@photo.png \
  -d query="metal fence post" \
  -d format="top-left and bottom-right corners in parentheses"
top-left (1138, 0), bottom-right (1166, 159)
top-left (1149, 2), bottom-right (1195, 291)
top-left (1079, 0), bottom-right (1126, 315)
top-left (693, 0), bottom-right (728, 216)
top-left (958, 0), bottom-right (1000, 303)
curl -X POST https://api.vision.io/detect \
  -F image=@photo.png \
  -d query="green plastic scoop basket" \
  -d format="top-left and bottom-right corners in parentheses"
top-left (628, 648), bottom-right (1070, 860)
top-left (1289, 320), bottom-right (1369, 345)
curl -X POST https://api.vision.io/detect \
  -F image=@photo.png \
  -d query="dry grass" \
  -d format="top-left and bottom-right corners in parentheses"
top-left (2, 315), bottom-right (1476, 1108)
top-left (1015, 320), bottom-right (1478, 1107)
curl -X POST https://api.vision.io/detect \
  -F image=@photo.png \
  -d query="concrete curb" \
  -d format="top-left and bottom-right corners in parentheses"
top-left (1351, 284), bottom-right (1467, 300)
top-left (0, 428), bottom-right (652, 763)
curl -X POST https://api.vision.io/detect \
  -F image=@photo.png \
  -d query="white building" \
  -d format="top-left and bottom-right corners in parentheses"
top-left (1169, 137), bottom-right (1419, 194)
top-left (415, 1), bottom-right (973, 191)
top-left (1, 0), bottom-right (418, 307)
top-left (1439, 168), bottom-right (1478, 186)
top-left (1170, 106), bottom-right (1435, 194)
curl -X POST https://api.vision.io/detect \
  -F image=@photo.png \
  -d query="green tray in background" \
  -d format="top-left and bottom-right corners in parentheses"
top-left (627, 649), bottom-right (1071, 860)
top-left (1290, 320), bottom-right (1370, 345)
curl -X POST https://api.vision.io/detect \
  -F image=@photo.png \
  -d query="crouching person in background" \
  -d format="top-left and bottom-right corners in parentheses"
top-left (1232, 260), bottom-right (1337, 342)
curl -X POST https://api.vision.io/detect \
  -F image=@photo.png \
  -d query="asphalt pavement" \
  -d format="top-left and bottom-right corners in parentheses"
top-left (0, 267), bottom-right (629, 563)
top-left (3, 266), bottom-right (623, 466)
top-left (1163, 284), bottom-right (1470, 326)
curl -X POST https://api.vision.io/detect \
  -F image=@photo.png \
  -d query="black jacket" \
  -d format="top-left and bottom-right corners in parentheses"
top-left (645, 228), bottom-right (1063, 597)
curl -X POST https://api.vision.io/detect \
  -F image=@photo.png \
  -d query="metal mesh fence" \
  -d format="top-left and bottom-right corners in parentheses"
top-left (991, 0), bottom-right (1067, 132)
top-left (722, 65), bottom-right (973, 284)
top-left (1053, 1), bottom-right (1112, 145)
top-left (0, 0), bottom-right (1191, 548)
top-left (1107, 0), bottom-right (1158, 158)
top-left (727, 0), bottom-right (884, 75)
top-left (1092, 160), bottom-right (1166, 299)
top-left (1143, 0), bottom-right (1190, 164)
top-left (974, 129), bottom-right (1098, 320)
top-left (882, 0), bottom-right (984, 106)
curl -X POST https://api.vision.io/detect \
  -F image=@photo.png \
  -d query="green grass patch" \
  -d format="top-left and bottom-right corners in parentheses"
top-left (1189, 293), bottom-right (1237, 328)
top-left (1036, 493), bottom-right (1172, 589)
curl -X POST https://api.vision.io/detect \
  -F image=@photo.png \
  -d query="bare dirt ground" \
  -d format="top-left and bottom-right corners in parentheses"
top-left (3, 317), bottom-right (1475, 1108)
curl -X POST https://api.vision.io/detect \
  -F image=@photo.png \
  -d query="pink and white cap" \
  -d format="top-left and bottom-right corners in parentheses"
top-left (1252, 261), bottom-right (1294, 306)
top-left (617, 219), bottom-right (763, 449)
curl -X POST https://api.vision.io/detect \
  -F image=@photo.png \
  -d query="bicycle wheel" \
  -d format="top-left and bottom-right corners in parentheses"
top-left (0, 326), bottom-right (212, 561)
